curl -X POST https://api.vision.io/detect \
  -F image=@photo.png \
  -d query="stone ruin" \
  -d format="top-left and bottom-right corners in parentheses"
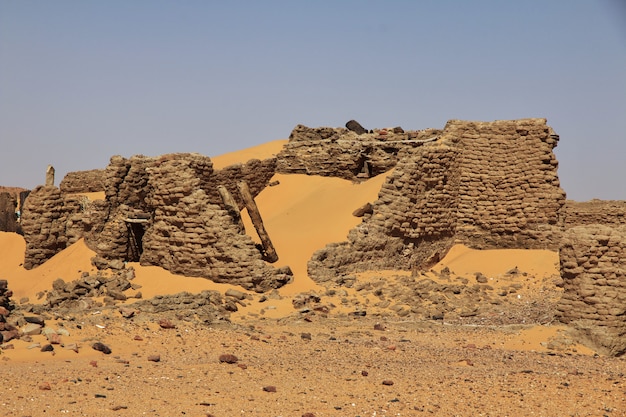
top-left (307, 118), bottom-right (566, 282)
top-left (277, 122), bottom-right (442, 181)
top-left (9, 118), bottom-right (626, 354)
top-left (563, 200), bottom-right (626, 229)
top-left (59, 169), bottom-right (106, 193)
top-left (20, 153), bottom-right (291, 292)
top-left (557, 225), bottom-right (626, 356)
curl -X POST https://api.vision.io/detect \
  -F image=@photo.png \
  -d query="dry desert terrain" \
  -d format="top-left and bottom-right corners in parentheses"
top-left (1, 141), bottom-right (625, 416)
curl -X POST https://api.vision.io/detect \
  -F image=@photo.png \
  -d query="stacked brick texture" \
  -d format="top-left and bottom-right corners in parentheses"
top-left (276, 124), bottom-right (442, 181)
top-left (563, 200), bottom-right (626, 229)
top-left (0, 192), bottom-right (19, 233)
top-left (20, 153), bottom-right (288, 292)
top-left (59, 169), bottom-right (106, 193)
top-left (308, 118), bottom-right (566, 283)
top-left (557, 225), bottom-right (626, 356)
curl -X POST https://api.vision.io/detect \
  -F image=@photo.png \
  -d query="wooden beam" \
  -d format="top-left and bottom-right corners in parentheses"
top-left (237, 181), bottom-right (278, 263)
top-left (217, 185), bottom-right (245, 233)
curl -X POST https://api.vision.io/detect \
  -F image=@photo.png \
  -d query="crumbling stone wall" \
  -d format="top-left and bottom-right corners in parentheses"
top-left (309, 118), bottom-right (566, 283)
top-left (59, 169), bottom-right (106, 193)
top-left (563, 200), bottom-right (626, 229)
top-left (21, 186), bottom-right (72, 269)
top-left (276, 124), bottom-right (441, 181)
top-left (207, 158), bottom-right (277, 210)
top-left (556, 225), bottom-right (626, 356)
top-left (21, 152), bottom-right (284, 291)
top-left (0, 192), bottom-right (19, 233)
top-left (452, 119), bottom-right (564, 248)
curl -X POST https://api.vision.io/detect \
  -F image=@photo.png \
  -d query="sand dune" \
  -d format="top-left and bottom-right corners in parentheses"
top-left (0, 235), bottom-right (96, 301)
top-left (210, 139), bottom-right (288, 170)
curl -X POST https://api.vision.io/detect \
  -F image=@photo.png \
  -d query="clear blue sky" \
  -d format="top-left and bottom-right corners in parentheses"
top-left (1, 1), bottom-right (624, 200)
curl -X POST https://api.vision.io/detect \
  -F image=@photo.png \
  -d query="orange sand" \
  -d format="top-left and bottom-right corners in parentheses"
top-left (210, 139), bottom-right (288, 170)
top-left (0, 235), bottom-right (97, 302)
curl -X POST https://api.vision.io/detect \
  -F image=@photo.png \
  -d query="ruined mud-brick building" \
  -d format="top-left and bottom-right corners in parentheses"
top-left (21, 153), bottom-right (292, 292)
top-left (14, 117), bottom-right (626, 353)
top-left (557, 225), bottom-right (626, 356)
top-left (304, 118), bottom-right (566, 283)
top-left (557, 200), bottom-right (626, 356)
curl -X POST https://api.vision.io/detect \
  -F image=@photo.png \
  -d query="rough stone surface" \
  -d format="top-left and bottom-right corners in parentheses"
top-left (59, 169), bottom-right (106, 193)
top-left (20, 152), bottom-right (286, 291)
top-left (308, 119), bottom-right (565, 283)
top-left (563, 200), bottom-right (626, 229)
top-left (0, 192), bottom-right (19, 233)
top-left (276, 124), bottom-right (442, 181)
top-left (21, 186), bottom-right (82, 269)
top-left (556, 225), bottom-right (626, 356)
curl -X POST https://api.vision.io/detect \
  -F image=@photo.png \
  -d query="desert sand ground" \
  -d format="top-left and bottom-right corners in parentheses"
top-left (1, 141), bottom-right (625, 416)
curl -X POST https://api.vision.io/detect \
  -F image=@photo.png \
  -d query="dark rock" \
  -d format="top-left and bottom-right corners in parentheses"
top-left (262, 385), bottom-right (277, 393)
top-left (40, 344), bottom-right (54, 352)
top-left (24, 316), bottom-right (45, 326)
top-left (147, 354), bottom-right (161, 362)
top-left (158, 318), bottom-right (176, 329)
top-left (382, 380), bottom-right (394, 386)
top-left (219, 354), bottom-right (239, 364)
top-left (92, 342), bottom-right (112, 354)
top-left (345, 120), bottom-right (367, 135)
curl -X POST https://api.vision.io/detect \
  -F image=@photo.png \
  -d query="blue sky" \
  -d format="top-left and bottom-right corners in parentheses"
top-left (1, 1), bottom-right (624, 200)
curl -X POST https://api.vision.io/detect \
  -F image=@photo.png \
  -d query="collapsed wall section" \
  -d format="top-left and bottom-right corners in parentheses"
top-left (20, 152), bottom-right (286, 291)
top-left (140, 154), bottom-right (290, 291)
top-left (276, 124), bottom-right (441, 181)
top-left (309, 143), bottom-right (460, 282)
top-left (308, 118), bottom-right (565, 284)
top-left (557, 225), bottom-right (626, 356)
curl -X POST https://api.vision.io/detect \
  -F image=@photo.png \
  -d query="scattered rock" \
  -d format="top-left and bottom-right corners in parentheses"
top-left (158, 318), bottom-right (176, 329)
top-left (262, 385), bottom-right (277, 392)
top-left (147, 354), bottom-right (161, 362)
top-left (92, 342), bottom-right (112, 354)
top-left (219, 354), bottom-right (239, 364)
top-left (382, 380), bottom-right (394, 386)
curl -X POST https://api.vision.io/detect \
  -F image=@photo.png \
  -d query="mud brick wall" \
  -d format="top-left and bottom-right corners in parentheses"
top-left (276, 124), bottom-right (441, 181)
top-left (556, 225), bottom-right (626, 356)
top-left (309, 119), bottom-right (565, 284)
top-left (21, 186), bottom-right (72, 269)
top-left (140, 156), bottom-right (290, 292)
top-left (208, 158), bottom-right (277, 210)
top-left (452, 119), bottom-right (565, 249)
top-left (20, 152), bottom-right (285, 291)
top-left (0, 192), bottom-right (19, 233)
top-left (59, 169), bottom-right (106, 193)
top-left (563, 200), bottom-right (626, 229)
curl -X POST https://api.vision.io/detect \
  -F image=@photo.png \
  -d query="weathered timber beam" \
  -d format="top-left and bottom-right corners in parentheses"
top-left (217, 185), bottom-right (245, 233)
top-left (237, 181), bottom-right (278, 263)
